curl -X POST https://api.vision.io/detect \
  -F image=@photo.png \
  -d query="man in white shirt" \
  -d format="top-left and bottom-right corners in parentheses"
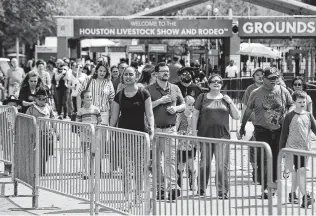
top-left (225, 60), bottom-right (238, 78)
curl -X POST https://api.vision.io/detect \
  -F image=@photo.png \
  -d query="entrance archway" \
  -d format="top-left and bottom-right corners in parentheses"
top-left (55, 16), bottom-right (238, 77)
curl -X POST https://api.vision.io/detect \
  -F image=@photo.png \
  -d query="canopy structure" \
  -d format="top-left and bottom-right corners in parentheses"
top-left (80, 39), bottom-right (118, 48)
top-left (245, 0), bottom-right (316, 15)
top-left (238, 43), bottom-right (280, 58)
top-left (129, 0), bottom-right (210, 17)
top-left (129, 0), bottom-right (316, 17)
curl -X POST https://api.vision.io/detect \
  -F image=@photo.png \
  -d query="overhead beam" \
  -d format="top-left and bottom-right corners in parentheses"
top-left (244, 0), bottom-right (316, 15)
top-left (128, 0), bottom-right (210, 17)
top-left (129, 0), bottom-right (316, 17)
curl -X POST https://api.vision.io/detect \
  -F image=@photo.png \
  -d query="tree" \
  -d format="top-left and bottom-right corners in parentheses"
top-left (0, 0), bottom-right (61, 57)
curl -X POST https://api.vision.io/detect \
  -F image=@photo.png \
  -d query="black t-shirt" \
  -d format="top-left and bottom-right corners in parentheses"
top-left (114, 88), bottom-right (150, 132)
top-left (175, 82), bottom-right (203, 99)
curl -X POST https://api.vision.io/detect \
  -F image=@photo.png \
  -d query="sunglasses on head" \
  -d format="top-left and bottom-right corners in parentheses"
top-left (209, 80), bottom-right (223, 84)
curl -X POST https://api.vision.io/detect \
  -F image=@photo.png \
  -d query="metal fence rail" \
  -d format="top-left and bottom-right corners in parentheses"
top-left (277, 148), bottom-right (316, 216)
top-left (13, 113), bottom-right (37, 207)
top-left (94, 125), bottom-right (151, 215)
top-left (152, 133), bottom-right (274, 215)
top-left (0, 106), bottom-right (17, 166)
top-left (35, 117), bottom-right (95, 215)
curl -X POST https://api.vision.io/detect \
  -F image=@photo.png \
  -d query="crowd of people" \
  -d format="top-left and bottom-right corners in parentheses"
top-left (0, 56), bottom-right (315, 207)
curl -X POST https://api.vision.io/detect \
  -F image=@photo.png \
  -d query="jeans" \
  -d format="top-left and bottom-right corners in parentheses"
top-left (72, 97), bottom-right (77, 113)
top-left (199, 143), bottom-right (230, 193)
top-left (155, 126), bottom-right (179, 191)
top-left (56, 88), bottom-right (70, 118)
top-left (254, 125), bottom-right (281, 189)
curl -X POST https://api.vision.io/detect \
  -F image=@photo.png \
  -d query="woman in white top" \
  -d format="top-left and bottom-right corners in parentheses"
top-left (77, 62), bottom-right (115, 125)
top-left (69, 62), bottom-right (87, 113)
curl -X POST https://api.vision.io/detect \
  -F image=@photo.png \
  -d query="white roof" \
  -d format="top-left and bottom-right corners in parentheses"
top-left (81, 39), bottom-right (118, 48)
top-left (0, 58), bottom-right (10, 61)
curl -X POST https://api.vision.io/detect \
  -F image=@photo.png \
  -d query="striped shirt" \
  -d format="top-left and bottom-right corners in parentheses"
top-left (76, 105), bottom-right (101, 143)
top-left (76, 105), bottom-right (101, 125)
top-left (78, 77), bottom-right (115, 112)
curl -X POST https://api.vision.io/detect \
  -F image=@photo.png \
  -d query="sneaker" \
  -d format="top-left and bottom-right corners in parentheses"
top-left (260, 191), bottom-right (275, 199)
top-left (218, 192), bottom-right (229, 200)
top-left (168, 189), bottom-right (181, 201)
top-left (301, 194), bottom-right (315, 208)
top-left (289, 192), bottom-right (299, 204)
top-left (260, 192), bottom-right (268, 199)
top-left (198, 189), bottom-right (205, 196)
top-left (58, 115), bottom-right (63, 120)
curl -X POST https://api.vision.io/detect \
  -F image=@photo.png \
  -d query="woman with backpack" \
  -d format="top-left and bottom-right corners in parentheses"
top-left (110, 66), bottom-right (154, 209)
top-left (77, 62), bottom-right (114, 125)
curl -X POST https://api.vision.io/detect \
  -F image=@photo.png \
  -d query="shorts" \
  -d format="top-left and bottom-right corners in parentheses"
top-left (100, 112), bottom-right (109, 125)
top-left (293, 155), bottom-right (306, 170)
top-left (81, 141), bottom-right (91, 152)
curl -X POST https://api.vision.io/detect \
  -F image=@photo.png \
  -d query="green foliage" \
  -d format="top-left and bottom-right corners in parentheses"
top-left (0, 0), bottom-right (60, 48)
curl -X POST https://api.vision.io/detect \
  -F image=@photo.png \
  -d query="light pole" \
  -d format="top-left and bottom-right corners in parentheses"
top-left (206, 4), bottom-right (212, 77)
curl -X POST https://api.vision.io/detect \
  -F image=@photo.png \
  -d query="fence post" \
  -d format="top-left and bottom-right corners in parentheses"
top-left (265, 143), bottom-right (274, 215)
top-left (144, 133), bottom-right (151, 215)
top-left (33, 122), bottom-right (40, 209)
top-left (277, 150), bottom-right (283, 215)
top-left (152, 135), bottom-right (158, 215)
top-left (94, 126), bottom-right (100, 215)
top-left (90, 124), bottom-right (96, 216)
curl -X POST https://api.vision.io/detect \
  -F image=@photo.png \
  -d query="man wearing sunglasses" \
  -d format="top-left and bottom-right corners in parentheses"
top-left (175, 67), bottom-right (203, 100)
top-left (239, 67), bottom-right (294, 199)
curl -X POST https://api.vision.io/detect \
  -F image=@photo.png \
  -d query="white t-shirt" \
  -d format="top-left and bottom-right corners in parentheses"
top-left (225, 65), bottom-right (239, 78)
top-left (69, 73), bottom-right (87, 97)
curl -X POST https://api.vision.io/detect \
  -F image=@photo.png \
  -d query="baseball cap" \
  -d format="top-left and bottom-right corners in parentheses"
top-left (177, 67), bottom-right (195, 77)
top-left (263, 67), bottom-right (279, 78)
top-left (56, 59), bottom-right (64, 65)
top-left (252, 67), bottom-right (264, 77)
top-left (35, 87), bottom-right (48, 98)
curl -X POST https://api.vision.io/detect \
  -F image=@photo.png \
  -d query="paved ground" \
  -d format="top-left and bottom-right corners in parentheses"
top-left (1, 121), bottom-right (316, 215)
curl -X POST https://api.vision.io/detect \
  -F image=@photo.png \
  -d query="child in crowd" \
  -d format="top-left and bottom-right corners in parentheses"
top-left (76, 90), bottom-right (101, 179)
top-left (11, 82), bottom-right (20, 98)
top-left (280, 90), bottom-right (316, 208)
top-left (26, 87), bottom-right (57, 176)
top-left (176, 95), bottom-right (197, 191)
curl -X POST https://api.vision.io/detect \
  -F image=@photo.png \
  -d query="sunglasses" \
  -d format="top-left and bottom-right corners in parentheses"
top-left (267, 76), bottom-right (278, 81)
top-left (209, 80), bottom-right (223, 84)
top-left (37, 97), bottom-right (47, 101)
top-left (293, 83), bottom-right (302, 86)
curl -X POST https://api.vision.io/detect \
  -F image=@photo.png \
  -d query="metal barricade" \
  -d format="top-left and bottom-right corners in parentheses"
top-left (94, 126), bottom-right (151, 215)
top-left (277, 148), bottom-right (316, 215)
top-left (0, 106), bottom-right (17, 171)
top-left (35, 117), bottom-right (95, 215)
top-left (14, 113), bottom-right (37, 207)
top-left (152, 133), bottom-right (274, 215)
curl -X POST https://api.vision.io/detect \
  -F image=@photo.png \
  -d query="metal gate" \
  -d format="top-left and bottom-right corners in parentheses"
top-left (152, 133), bottom-right (274, 215)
